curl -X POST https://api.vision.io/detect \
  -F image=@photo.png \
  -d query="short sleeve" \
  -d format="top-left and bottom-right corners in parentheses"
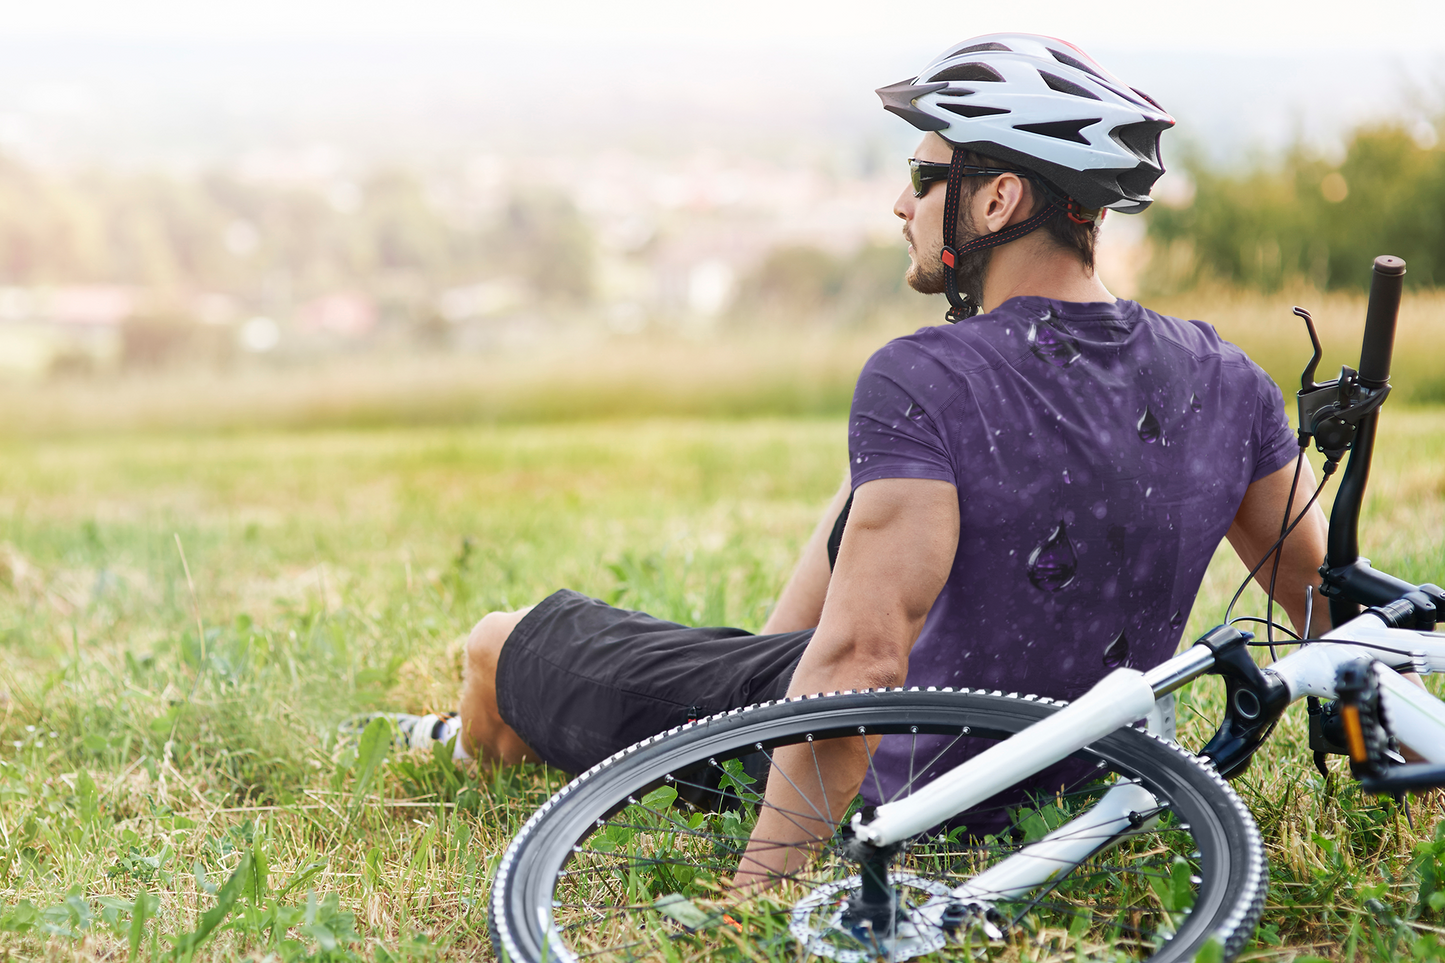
top-left (848, 339), bottom-right (960, 489)
top-left (1249, 365), bottom-right (1298, 483)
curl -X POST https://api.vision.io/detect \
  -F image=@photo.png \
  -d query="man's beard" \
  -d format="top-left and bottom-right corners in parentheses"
top-left (906, 219), bottom-right (992, 307)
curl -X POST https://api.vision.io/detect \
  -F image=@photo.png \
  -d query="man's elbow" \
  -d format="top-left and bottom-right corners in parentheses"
top-left (813, 634), bottom-right (911, 692)
top-left (850, 655), bottom-right (910, 692)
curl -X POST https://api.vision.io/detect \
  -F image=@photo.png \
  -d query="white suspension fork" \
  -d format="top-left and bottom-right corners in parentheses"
top-left (853, 646), bottom-right (1214, 848)
top-left (948, 781), bottom-right (1162, 903)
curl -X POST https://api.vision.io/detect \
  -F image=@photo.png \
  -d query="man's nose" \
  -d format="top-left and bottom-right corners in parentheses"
top-left (894, 183), bottom-right (914, 220)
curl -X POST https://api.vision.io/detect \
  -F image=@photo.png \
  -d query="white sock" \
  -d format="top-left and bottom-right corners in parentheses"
top-left (439, 716), bottom-right (472, 761)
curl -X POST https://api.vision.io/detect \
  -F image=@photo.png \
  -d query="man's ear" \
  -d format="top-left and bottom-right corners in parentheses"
top-left (981, 173), bottom-right (1028, 232)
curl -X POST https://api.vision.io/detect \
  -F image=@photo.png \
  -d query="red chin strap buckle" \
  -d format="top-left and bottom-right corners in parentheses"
top-left (940, 246), bottom-right (957, 269)
top-left (1063, 198), bottom-right (1102, 225)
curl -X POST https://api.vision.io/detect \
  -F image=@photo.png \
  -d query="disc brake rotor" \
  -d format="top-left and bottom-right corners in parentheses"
top-left (788, 872), bottom-right (953, 963)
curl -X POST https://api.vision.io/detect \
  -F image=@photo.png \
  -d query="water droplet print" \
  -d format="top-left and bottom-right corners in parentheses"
top-left (1189, 392), bottom-right (1202, 413)
top-left (1027, 315), bottom-right (1081, 368)
top-left (1137, 407), bottom-right (1164, 445)
top-left (1026, 520), bottom-right (1077, 592)
top-left (1102, 631), bottom-right (1131, 668)
top-left (1062, 468), bottom-right (1071, 484)
top-left (1170, 609), bottom-right (1185, 629)
top-left (905, 403), bottom-right (925, 422)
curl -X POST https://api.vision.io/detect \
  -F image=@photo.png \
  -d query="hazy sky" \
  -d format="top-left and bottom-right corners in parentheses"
top-left (9, 0), bottom-right (1445, 53)
top-left (2, 0), bottom-right (1442, 170)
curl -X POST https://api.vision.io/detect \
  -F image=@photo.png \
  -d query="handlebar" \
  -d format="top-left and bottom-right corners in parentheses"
top-left (1221, 256), bottom-right (1445, 792)
top-left (1358, 255), bottom-right (1405, 389)
top-left (1323, 256), bottom-right (1406, 626)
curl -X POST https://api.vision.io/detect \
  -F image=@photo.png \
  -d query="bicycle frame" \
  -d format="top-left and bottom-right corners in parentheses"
top-left (854, 617), bottom-right (1445, 853)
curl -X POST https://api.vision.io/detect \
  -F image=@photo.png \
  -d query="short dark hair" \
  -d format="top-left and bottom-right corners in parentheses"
top-left (954, 150), bottom-right (1101, 272)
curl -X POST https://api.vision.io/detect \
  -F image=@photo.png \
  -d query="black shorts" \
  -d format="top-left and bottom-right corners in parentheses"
top-left (495, 589), bottom-right (813, 774)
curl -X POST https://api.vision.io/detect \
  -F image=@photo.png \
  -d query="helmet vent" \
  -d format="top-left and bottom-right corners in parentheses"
top-left (929, 63), bottom-right (1005, 84)
top-left (1111, 121), bottom-right (1168, 165)
top-left (948, 41), bottom-right (1012, 55)
top-left (1039, 71), bottom-right (1101, 101)
top-left (938, 102), bottom-right (1011, 119)
top-left (1116, 164), bottom-right (1160, 199)
top-left (1014, 118), bottom-right (1099, 145)
top-left (1047, 48), bottom-right (1106, 81)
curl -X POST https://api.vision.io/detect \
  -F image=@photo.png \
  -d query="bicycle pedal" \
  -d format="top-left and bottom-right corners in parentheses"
top-left (1307, 697), bottom-right (1350, 759)
top-left (941, 900), bottom-right (1003, 941)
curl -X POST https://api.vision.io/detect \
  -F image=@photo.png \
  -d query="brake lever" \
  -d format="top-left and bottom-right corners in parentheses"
top-left (1294, 307), bottom-right (1391, 462)
top-left (1297, 305), bottom-right (1323, 390)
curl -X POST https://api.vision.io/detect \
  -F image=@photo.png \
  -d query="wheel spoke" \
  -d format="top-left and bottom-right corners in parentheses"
top-left (890, 727), bottom-right (970, 803)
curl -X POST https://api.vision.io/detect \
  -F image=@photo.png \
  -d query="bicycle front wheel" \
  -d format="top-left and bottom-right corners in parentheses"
top-left (490, 687), bottom-right (1266, 963)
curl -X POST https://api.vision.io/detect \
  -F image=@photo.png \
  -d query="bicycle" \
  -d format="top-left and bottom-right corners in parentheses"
top-left (490, 255), bottom-right (1445, 963)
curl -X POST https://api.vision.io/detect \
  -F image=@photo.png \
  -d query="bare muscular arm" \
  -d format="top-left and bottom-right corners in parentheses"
top-left (736, 477), bottom-right (958, 886)
top-left (1225, 458), bottom-right (1330, 636)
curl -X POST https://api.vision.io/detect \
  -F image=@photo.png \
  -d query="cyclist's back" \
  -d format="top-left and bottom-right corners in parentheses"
top-left (855, 296), bottom-right (1295, 700)
top-left (851, 295), bottom-right (1297, 801)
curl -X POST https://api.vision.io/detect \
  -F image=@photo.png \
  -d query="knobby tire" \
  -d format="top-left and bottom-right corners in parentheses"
top-left (490, 687), bottom-right (1267, 963)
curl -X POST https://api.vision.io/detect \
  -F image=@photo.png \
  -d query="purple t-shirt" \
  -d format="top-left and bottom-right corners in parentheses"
top-left (849, 296), bottom-right (1297, 806)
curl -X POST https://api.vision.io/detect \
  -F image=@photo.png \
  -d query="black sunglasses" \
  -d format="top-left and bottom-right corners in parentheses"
top-left (909, 158), bottom-right (1029, 198)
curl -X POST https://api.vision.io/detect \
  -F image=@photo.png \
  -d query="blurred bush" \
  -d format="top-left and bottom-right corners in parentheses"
top-left (731, 243), bottom-right (913, 327)
top-left (485, 194), bottom-right (594, 304)
top-left (1144, 121), bottom-right (1445, 293)
top-left (120, 313), bottom-right (236, 370)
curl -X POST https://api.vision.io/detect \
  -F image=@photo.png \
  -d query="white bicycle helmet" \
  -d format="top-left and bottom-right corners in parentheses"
top-left (877, 33), bottom-right (1174, 215)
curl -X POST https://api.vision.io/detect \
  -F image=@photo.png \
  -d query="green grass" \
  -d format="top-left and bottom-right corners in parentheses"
top-left (0, 410), bottom-right (1443, 961)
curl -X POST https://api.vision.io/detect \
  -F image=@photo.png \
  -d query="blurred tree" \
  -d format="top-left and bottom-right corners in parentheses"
top-left (120, 312), bottom-right (200, 369)
top-left (733, 243), bottom-right (910, 326)
top-left (1145, 121), bottom-right (1445, 292)
top-left (0, 156), bottom-right (572, 306)
top-left (838, 244), bottom-right (911, 320)
top-left (121, 311), bottom-right (236, 370)
top-left (746, 246), bottom-right (843, 315)
top-left (484, 191), bottom-right (594, 304)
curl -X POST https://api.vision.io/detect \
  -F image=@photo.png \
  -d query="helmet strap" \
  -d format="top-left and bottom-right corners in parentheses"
top-left (937, 149), bottom-right (1065, 323)
top-left (939, 149), bottom-right (975, 323)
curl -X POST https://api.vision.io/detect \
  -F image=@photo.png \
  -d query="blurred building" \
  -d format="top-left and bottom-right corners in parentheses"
top-left (295, 293), bottom-right (377, 338)
top-left (0, 286), bottom-right (131, 376)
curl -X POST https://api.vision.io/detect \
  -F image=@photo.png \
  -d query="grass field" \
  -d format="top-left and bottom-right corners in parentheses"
top-left (2, 291), bottom-right (1445, 960)
top-left (3, 286), bottom-right (1444, 439)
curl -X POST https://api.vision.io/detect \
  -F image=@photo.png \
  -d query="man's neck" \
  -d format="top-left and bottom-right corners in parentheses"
top-left (979, 233), bottom-right (1114, 314)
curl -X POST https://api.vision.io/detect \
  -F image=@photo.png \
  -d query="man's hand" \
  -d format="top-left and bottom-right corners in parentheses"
top-left (733, 477), bottom-right (958, 887)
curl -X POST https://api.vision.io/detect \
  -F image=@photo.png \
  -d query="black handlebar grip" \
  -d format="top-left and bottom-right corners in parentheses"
top-left (1358, 255), bottom-right (1405, 389)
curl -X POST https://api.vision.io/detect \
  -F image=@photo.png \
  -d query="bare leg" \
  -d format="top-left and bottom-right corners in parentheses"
top-left (459, 606), bottom-right (541, 766)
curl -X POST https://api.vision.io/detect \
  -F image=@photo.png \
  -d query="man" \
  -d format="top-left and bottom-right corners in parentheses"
top-left (387, 34), bottom-right (1326, 879)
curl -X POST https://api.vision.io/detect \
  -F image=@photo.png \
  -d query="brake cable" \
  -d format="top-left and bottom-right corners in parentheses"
top-left (1222, 451), bottom-right (1336, 643)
